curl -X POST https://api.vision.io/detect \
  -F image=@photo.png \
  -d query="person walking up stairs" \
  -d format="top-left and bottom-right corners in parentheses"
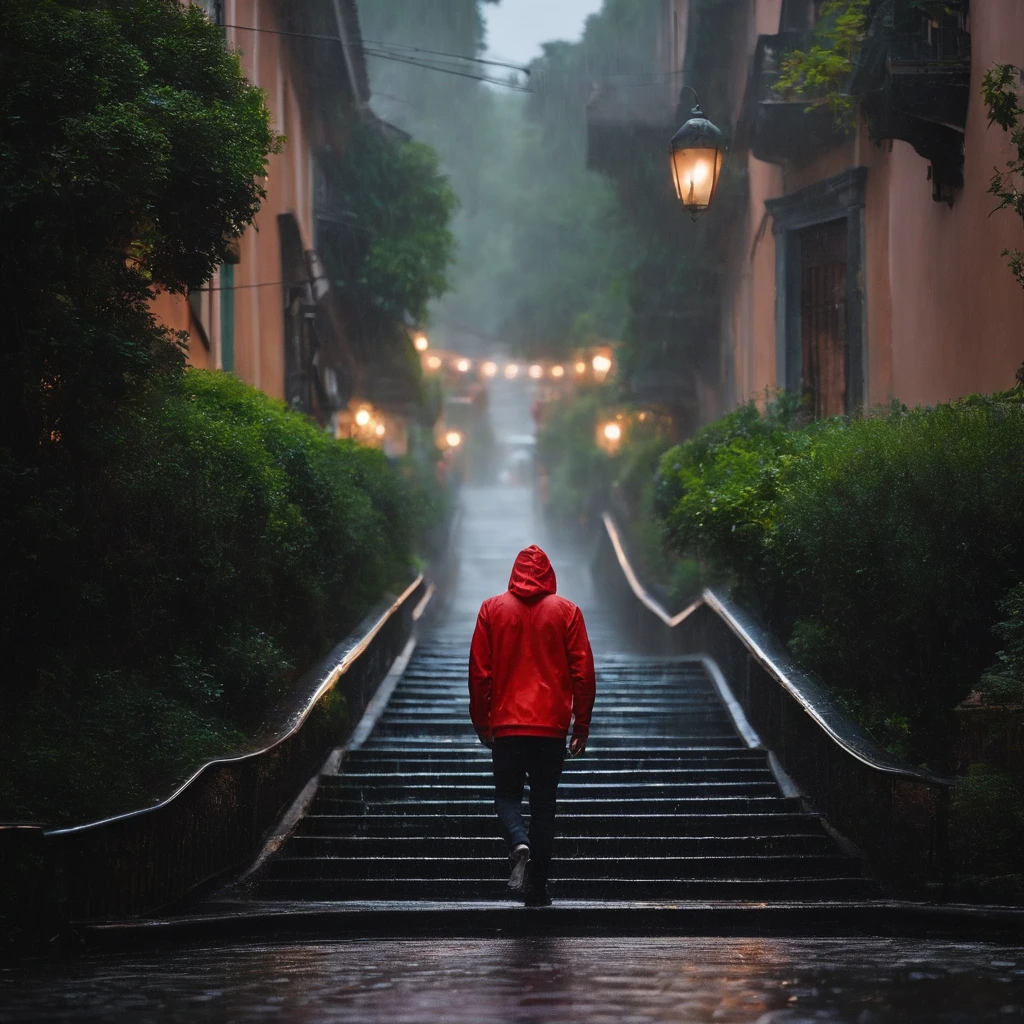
top-left (469, 545), bottom-right (596, 906)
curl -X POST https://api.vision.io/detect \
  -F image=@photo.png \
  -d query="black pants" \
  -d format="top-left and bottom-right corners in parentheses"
top-left (491, 735), bottom-right (565, 886)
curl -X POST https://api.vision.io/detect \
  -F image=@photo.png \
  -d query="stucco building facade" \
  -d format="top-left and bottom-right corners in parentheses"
top-left (592, 0), bottom-right (1024, 424)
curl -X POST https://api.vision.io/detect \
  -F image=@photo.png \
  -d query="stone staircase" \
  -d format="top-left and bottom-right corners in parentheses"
top-left (256, 634), bottom-right (875, 903)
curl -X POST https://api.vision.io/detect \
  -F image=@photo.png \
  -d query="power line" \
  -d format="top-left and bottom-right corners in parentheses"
top-left (362, 49), bottom-right (531, 92)
top-left (221, 24), bottom-right (531, 91)
top-left (359, 37), bottom-right (529, 75)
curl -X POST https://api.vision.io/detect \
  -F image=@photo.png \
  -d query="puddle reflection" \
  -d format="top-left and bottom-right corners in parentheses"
top-left (3, 938), bottom-right (1023, 1023)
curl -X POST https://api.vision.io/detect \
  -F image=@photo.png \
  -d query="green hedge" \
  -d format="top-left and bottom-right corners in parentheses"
top-left (0, 370), bottom-right (434, 825)
top-left (658, 383), bottom-right (1024, 764)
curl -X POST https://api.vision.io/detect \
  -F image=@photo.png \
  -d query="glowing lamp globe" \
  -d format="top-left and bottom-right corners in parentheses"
top-left (669, 103), bottom-right (726, 220)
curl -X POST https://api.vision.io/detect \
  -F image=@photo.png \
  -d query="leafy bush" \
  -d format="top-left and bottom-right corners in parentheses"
top-left (658, 385), bottom-right (1024, 762)
top-left (0, 371), bottom-right (421, 825)
top-left (949, 764), bottom-right (1024, 903)
top-left (979, 583), bottom-right (1024, 705)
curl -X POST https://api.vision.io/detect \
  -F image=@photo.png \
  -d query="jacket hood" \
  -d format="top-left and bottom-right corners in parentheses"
top-left (508, 544), bottom-right (557, 599)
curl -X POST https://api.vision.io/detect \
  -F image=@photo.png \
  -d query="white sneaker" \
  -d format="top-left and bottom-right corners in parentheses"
top-left (508, 844), bottom-right (530, 892)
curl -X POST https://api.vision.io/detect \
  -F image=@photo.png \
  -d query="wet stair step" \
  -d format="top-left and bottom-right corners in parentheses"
top-left (265, 853), bottom-right (863, 881)
top-left (256, 877), bottom-right (878, 901)
top-left (298, 812), bottom-right (829, 838)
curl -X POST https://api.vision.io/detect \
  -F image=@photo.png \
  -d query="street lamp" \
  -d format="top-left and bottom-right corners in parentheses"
top-left (482, 361), bottom-right (498, 377)
top-left (446, 430), bottom-right (463, 448)
top-left (670, 87), bottom-right (726, 220)
top-left (413, 334), bottom-right (429, 352)
top-left (528, 364), bottom-right (543, 379)
top-left (455, 358), bottom-right (471, 373)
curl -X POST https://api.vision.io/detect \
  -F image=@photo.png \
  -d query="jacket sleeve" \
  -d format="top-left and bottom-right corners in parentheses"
top-left (566, 606), bottom-right (596, 739)
top-left (468, 603), bottom-right (493, 738)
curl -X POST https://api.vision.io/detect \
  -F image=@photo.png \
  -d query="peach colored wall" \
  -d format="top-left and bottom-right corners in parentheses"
top-left (722, 0), bottom-right (1024, 416)
top-left (876, 0), bottom-right (1024, 405)
top-left (721, 0), bottom-right (784, 406)
top-left (152, 0), bottom-right (319, 402)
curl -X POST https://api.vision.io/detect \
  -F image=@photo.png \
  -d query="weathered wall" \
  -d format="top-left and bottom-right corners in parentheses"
top-left (874, 0), bottom-right (1024, 405)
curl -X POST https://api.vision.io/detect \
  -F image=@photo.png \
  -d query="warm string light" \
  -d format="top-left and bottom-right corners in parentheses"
top-left (421, 351), bottom-right (614, 381)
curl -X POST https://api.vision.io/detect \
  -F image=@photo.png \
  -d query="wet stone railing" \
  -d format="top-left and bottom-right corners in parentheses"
top-left (595, 512), bottom-right (954, 895)
top-left (5, 576), bottom-right (428, 928)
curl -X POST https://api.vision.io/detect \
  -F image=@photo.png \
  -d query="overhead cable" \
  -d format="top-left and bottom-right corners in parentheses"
top-left (221, 24), bottom-right (530, 91)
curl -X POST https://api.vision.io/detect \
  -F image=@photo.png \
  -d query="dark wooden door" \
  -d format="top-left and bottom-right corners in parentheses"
top-left (800, 219), bottom-right (848, 418)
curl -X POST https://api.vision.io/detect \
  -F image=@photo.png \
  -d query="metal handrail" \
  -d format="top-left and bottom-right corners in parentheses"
top-left (47, 574), bottom-right (425, 838)
top-left (601, 512), bottom-right (952, 789)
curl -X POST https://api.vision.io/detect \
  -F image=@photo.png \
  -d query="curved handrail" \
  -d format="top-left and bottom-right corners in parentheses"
top-left (48, 574), bottom-right (425, 837)
top-left (601, 513), bottom-right (702, 627)
top-left (601, 512), bottom-right (953, 789)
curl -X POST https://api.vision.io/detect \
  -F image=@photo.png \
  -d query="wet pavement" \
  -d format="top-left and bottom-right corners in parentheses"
top-left (3, 937), bottom-right (1024, 1022)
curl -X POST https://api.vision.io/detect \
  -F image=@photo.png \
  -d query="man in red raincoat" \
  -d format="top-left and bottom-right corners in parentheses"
top-left (468, 545), bottom-right (596, 906)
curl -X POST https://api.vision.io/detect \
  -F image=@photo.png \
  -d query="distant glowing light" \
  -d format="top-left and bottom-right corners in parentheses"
top-left (354, 409), bottom-right (371, 427)
top-left (375, 422), bottom-right (386, 437)
top-left (603, 422), bottom-right (622, 441)
top-left (455, 358), bottom-right (471, 373)
top-left (592, 354), bottom-right (613, 374)
top-left (528, 364), bottom-right (543, 379)
top-left (504, 364), bottom-right (519, 379)
top-left (446, 430), bottom-right (463, 448)
top-left (482, 361), bottom-right (498, 377)
top-left (427, 355), bottom-right (442, 370)
top-left (551, 365), bottom-right (565, 378)
top-left (575, 361), bottom-right (587, 375)
top-left (413, 334), bottom-right (429, 352)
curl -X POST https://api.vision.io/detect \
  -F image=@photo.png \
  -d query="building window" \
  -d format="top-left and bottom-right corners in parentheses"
top-left (799, 219), bottom-right (847, 417)
top-left (766, 168), bottom-right (867, 415)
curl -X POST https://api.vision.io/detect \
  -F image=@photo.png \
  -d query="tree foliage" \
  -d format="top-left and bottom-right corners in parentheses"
top-left (0, 0), bottom-right (280, 453)
top-left (319, 121), bottom-right (457, 324)
top-left (0, 1), bottom-right (436, 825)
top-left (774, 0), bottom-right (870, 127)
top-left (982, 64), bottom-right (1024, 289)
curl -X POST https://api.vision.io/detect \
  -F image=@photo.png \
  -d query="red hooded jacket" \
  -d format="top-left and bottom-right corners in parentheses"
top-left (469, 545), bottom-right (596, 741)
